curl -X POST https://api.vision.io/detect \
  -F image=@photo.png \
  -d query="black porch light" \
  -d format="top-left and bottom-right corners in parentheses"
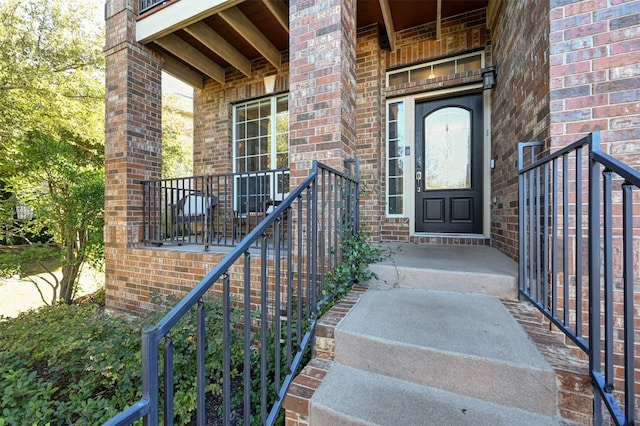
top-left (482, 66), bottom-right (497, 90)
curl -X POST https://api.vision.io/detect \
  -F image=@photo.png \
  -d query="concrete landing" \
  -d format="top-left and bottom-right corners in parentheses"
top-left (370, 243), bottom-right (518, 299)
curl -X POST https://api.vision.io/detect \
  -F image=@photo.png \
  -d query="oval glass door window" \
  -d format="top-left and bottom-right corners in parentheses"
top-left (423, 107), bottom-right (471, 190)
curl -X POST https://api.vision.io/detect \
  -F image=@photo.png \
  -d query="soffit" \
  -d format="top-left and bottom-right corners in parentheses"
top-left (137, 0), bottom-right (488, 88)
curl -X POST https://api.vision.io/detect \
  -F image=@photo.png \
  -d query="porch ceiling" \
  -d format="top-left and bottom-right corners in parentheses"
top-left (137, 0), bottom-right (487, 88)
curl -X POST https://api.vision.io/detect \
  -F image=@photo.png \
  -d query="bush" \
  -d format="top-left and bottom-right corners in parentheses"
top-left (0, 294), bottom-right (243, 425)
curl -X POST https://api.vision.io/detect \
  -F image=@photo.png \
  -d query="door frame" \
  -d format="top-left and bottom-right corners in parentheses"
top-left (393, 83), bottom-right (492, 237)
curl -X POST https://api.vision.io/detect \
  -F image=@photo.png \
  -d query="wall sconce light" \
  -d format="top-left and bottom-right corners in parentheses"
top-left (264, 75), bottom-right (276, 94)
top-left (482, 66), bottom-right (497, 90)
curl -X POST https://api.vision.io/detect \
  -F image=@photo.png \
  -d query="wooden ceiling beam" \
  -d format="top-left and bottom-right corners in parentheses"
top-left (436, 0), bottom-right (442, 40)
top-left (184, 22), bottom-right (252, 77)
top-left (161, 54), bottom-right (204, 89)
top-left (379, 0), bottom-right (396, 51)
top-left (154, 34), bottom-right (225, 84)
top-left (219, 6), bottom-right (282, 69)
top-left (261, 0), bottom-right (289, 34)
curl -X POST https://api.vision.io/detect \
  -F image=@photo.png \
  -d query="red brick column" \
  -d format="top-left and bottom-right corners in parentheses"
top-left (104, 0), bottom-right (162, 248)
top-left (104, 0), bottom-right (162, 309)
top-left (288, 0), bottom-right (358, 186)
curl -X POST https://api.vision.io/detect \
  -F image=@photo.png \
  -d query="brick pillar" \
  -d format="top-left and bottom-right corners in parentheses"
top-left (104, 0), bottom-right (162, 249)
top-left (104, 0), bottom-right (162, 309)
top-left (289, 0), bottom-right (358, 186)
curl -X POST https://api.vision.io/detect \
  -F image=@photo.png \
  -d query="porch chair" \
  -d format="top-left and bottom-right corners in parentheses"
top-left (234, 195), bottom-right (269, 240)
top-left (172, 193), bottom-right (216, 239)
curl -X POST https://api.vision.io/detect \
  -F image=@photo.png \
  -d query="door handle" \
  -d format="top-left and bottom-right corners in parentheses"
top-left (416, 171), bottom-right (422, 193)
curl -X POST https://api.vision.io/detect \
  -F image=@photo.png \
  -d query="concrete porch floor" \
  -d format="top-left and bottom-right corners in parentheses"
top-left (370, 242), bottom-right (519, 300)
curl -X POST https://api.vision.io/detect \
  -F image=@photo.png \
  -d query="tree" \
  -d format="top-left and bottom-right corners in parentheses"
top-left (162, 92), bottom-right (194, 178)
top-left (0, 0), bottom-right (105, 305)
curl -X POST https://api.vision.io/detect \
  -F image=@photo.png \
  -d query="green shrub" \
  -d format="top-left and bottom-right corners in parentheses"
top-left (0, 294), bottom-right (243, 425)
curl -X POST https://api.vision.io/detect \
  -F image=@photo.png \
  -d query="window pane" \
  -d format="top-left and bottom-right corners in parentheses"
top-left (277, 153), bottom-right (288, 169)
top-left (246, 103), bottom-right (259, 120)
top-left (246, 121), bottom-right (258, 138)
top-left (424, 107), bottom-right (471, 190)
top-left (389, 71), bottom-right (408, 86)
top-left (411, 66), bottom-right (431, 81)
top-left (247, 156), bottom-right (259, 171)
top-left (457, 55), bottom-right (482, 72)
top-left (277, 96), bottom-right (288, 113)
top-left (432, 62), bottom-right (455, 78)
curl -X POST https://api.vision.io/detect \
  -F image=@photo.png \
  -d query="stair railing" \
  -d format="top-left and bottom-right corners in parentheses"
top-left (105, 159), bottom-right (360, 425)
top-left (518, 132), bottom-right (639, 425)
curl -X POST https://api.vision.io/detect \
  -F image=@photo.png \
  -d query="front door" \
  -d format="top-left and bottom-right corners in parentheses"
top-left (415, 93), bottom-right (483, 233)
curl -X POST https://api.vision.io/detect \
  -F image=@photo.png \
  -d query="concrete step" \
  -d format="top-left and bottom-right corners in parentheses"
top-left (309, 287), bottom-right (559, 425)
top-left (370, 244), bottom-right (518, 299)
top-left (310, 364), bottom-right (560, 426)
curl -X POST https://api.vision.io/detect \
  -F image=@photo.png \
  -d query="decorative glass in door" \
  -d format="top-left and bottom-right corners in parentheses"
top-left (423, 107), bottom-right (471, 191)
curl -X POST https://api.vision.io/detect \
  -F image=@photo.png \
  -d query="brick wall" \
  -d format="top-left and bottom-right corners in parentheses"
top-left (549, 0), bottom-right (640, 163)
top-left (490, 0), bottom-right (550, 260)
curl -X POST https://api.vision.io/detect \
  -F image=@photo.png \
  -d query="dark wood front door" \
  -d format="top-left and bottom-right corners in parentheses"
top-left (415, 93), bottom-right (483, 233)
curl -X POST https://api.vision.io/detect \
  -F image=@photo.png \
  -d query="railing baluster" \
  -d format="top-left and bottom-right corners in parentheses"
top-left (274, 220), bottom-right (282, 401)
top-left (575, 147), bottom-right (583, 338)
top-left (222, 273), bottom-right (231, 426)
top-left (551, 157), bottom-right (558, 318)
top-left (621, 183), bottom-right (635, 423)
top-left (164, 333), bottom-right (174, 424)
top-left (297, 196), bottom-right (303, 349)
top-left (562, 153), bottom-right (569, 327)
top-left (286, 206), bottom-right (293, 372)
top-left (535, 166), bottom-right (541, 302)
top-left (243, 251), bottom-right (252, 426)
top-left (196, 299), bottom-right (205, 426)
top-left (543, 162), bottom-right (549, 309)
top-left (603, 169), bottom-right (614, 392)
top-left (260, 234), bottom-right (268, 425)
top-left (528, 168), bottom-right (535, 296)
top-left (588, 137), bottom-right (603, 425)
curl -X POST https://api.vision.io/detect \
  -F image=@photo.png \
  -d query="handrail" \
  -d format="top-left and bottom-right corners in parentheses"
top-left (518, 132), bottom-right (639, 425)
top-left (105, 160), bottom-right (361, 425)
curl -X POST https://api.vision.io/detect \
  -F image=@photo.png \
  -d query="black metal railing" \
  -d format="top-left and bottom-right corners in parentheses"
top-left (142, 169), bottom-right (290, 248)
top-left (519, 132), bottom-right (639, 425)
top-left (139, 0), bottom-right (174, 15)
top-left (105, 159), bottom-right (360, 425)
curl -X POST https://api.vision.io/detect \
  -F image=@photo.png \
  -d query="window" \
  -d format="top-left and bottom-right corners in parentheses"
top-left (386, 52), bottom-right (484, 87)
top-left (386, 101), bottom-right (405, 216)
top-left (233, 95), bottom-right (289, 203)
